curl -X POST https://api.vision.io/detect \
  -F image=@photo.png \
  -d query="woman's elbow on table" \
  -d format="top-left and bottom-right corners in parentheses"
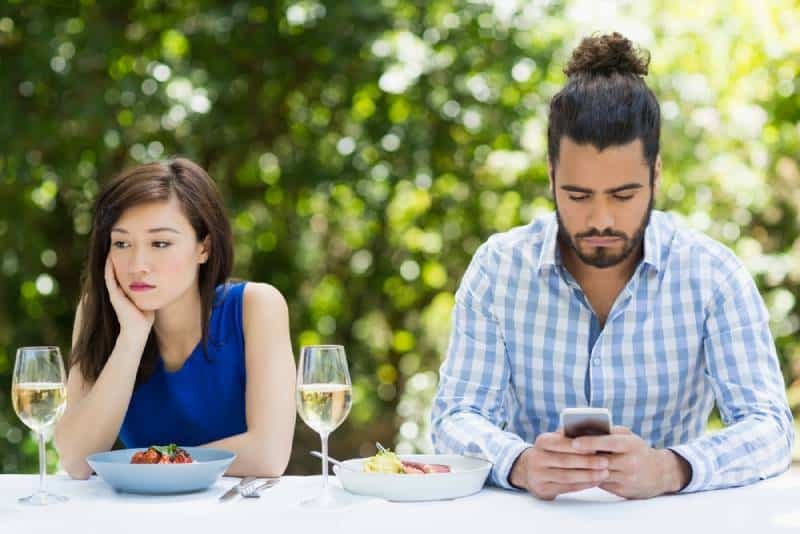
top-left (252, 440), bottom-right (292, 477)
top-left (53, 435), bottom-right (92, 480)
top-left (250, 458), bottom-right (289, 478)
top-left (225, 455), bottom-right (287, 479)
top-left (59, 454), bottom-right (93, 480)
top-left (254, 445), bottom-right (292, 477)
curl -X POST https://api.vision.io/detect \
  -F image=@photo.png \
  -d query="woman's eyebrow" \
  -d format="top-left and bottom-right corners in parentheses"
top-left (110, 227), bottom-right (181, 234)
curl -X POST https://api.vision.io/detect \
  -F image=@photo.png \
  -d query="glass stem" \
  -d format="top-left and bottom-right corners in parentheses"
top-left (38, 431), bottom-right (46, 494)
top-left (321, 432), bottom-right (329, 494)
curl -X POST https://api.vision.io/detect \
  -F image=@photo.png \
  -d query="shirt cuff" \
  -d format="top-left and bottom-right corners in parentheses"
top-left (490, 439), bottom-right (533, 490)
top-left (667, 442), bottom-right (715, 493)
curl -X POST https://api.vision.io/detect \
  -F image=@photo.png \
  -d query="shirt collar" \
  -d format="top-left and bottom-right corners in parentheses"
top-left (535, 213), bottom-right (560, 272)
top-left (535, 211), bottom-right (664, 274)
top-left (641, 212), bottom-right (663, 272)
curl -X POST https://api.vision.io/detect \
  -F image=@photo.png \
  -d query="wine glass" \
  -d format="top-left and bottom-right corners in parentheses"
top-left (11, 346), bottom-right (68, 505)
top-left (296, 344), bottom-right (352, 507)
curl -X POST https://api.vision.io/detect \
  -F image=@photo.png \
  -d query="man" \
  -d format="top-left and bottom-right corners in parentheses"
top-left (430, 32), bottom-right (794, 501)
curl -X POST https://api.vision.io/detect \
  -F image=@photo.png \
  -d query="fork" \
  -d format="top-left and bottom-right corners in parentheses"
top-left (241, 478), bottom-right (280, 498)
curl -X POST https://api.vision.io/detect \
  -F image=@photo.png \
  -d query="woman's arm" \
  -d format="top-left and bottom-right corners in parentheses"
top-left (53, 258), bottom-right (154, 479)
top-left (203, 282), bottom-right (296, 477)
top-left (53, 307), bottom-right (149, 479)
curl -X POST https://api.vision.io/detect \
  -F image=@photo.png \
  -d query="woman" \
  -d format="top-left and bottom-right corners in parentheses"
top-left (54, 158), bottom-right (296, 479)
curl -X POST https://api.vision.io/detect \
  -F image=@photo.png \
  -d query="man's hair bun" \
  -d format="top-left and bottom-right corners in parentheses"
top-left (565, 32), bottom-right (650, 77)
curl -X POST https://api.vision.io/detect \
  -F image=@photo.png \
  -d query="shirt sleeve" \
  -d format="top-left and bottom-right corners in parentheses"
top-left (669, 266), bottom-right (795, 492)
top-left (430, 242), bottom-right (532, 489)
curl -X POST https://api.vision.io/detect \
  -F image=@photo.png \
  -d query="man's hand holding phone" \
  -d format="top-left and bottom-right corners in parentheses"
top-left (572, 426), bottom-right (691, 499)
top-left (509, 408), bottom-right (612, 500)
top-left (510, 407), bottom-right (691, 501)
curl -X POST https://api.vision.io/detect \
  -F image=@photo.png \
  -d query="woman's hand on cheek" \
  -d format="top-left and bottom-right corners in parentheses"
top-left (105, 256), bottom-right (155, 344)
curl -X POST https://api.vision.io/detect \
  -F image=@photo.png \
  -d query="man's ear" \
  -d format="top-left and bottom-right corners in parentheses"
top-left (198, 236), bottom-right (211, 264)
top-left (653, 154), bottom-right (662, 195)
top-left (547, 159), bottom-right (554, 195)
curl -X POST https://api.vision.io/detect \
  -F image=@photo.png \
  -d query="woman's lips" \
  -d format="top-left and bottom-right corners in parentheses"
top-left (129, 283), bottom-right (156, 292)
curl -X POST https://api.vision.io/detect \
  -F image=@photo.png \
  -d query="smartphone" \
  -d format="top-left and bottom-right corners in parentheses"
top-left (560, 407), bottom-right (611, 438)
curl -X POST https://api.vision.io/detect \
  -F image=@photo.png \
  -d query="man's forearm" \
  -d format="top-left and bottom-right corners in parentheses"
top-left (432, 410), bottom-right (531, 488)
top-left (508, 446), bottom-right (534, 490)
top-left (660, 449), bottom-right (692, 494)
top-left (668, 414), bottom-right (792, 492)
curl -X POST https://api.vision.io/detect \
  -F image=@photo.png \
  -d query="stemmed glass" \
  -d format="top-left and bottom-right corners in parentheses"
top-left (11, 346), bottom-right (68, 505)
top-left (296, 344), bottom-right (352, 507)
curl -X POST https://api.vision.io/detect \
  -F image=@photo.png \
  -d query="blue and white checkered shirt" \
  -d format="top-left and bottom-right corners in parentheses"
top-left (431, 210), bottom-right (794, 492)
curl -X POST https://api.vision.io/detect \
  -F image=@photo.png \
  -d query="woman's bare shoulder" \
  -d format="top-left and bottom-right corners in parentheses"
top-left (242, 282), bottom-right (288, 320)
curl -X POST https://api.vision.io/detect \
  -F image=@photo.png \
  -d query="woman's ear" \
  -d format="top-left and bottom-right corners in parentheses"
top-left (198, 236), bottom-right (211, 264)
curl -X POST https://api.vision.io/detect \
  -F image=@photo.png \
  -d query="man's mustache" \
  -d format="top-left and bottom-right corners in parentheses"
top-left (575, 229), bottom-right (628, 239)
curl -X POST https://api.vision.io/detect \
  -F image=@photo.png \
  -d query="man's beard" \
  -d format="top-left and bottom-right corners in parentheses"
top-left (555, 194), bottom-right (653, 269)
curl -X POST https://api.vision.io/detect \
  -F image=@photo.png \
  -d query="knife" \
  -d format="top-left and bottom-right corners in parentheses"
top-left (218, 476), bottom-right (257, 502)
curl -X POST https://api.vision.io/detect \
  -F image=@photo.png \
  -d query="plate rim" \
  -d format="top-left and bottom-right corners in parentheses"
top-left (335, 453), bottom-right (492, 475)
top-left (86, 446), bottom-right (236, 465)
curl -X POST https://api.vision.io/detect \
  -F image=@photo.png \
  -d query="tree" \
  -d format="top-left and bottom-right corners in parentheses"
top-left (0, 0), bottom-right (797, 474)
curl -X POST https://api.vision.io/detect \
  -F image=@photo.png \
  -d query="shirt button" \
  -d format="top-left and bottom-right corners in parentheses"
top-left (593, 358), bottom-right (600, 366)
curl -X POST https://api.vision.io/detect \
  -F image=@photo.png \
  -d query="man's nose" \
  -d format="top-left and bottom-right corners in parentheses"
top-left (587, 200), bottom-right (614, 232)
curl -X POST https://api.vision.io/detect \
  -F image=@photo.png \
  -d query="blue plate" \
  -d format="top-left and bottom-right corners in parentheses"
top-left (87, 447), bottom-right (236, 494)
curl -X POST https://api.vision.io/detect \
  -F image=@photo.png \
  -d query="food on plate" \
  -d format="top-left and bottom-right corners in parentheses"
top-left (130, 444), bottom-right (193, 464)
top-left (363, 449), bottom-right (451, 474)
top-left (363, 449), bottom-right (404, 473)
top-left (399, 459), bottom-right (451, 474)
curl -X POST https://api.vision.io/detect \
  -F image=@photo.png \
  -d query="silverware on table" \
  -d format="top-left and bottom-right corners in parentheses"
top-left (218, 475), bottom-right (257, 502)
top-left (310, 450), bottom-right (343, 467)
top-left (241, 478), bottom-right (280, 498)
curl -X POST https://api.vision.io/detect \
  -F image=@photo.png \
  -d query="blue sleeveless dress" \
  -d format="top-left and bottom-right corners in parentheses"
top-left (119, 282), bottom-right (248, 448)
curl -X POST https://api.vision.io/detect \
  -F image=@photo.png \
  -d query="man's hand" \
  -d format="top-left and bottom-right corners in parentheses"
top-left (571, 426), bottom-right (691, 499)
top-left (509, 431), bottom-right (611, 501)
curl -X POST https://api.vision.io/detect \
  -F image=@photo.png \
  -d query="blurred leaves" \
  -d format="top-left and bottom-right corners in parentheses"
top-left (0, 0), bottom-right (799, 473)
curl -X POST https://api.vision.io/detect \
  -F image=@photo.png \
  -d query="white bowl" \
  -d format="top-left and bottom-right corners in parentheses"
top-left (334, 454), bottom-right (491, 502)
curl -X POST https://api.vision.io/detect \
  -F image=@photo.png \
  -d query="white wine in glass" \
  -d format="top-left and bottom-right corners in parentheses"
top-left (297, 383), bottom-right (352, 435)
top-left (296, 345), bottom-right (352, 508)
top-left (11, 346), bottom-right (68, 505)
top-left (12, 382), bottom-right (67, 431)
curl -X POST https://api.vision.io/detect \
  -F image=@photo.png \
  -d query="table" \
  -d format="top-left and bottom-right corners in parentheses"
top-left (2, 471), bottom-right (799, 533)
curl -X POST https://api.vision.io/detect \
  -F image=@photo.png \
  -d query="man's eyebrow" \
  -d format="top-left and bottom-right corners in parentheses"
top-left (605, 183), bottom-right (644, 194)
top-left (559, 183), bottom-right (644, 194)
top-left (110, 227), bottom-right (181, 234)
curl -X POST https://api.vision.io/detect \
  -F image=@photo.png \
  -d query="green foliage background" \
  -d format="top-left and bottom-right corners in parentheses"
top-left (1, 0), bottom-right (798, 475)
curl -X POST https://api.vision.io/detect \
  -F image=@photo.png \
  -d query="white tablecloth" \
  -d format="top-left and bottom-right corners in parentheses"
top-left (1, 471), bottom-right (799, 533)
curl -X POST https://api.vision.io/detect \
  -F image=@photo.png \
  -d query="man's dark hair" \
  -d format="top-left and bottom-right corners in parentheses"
top-left (547, 32), bottom-right (661, 183)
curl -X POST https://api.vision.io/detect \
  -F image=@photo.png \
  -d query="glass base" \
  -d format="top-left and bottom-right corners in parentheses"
top-left (299, 487), bottom-right (356, 509)
top-left (18, 491), bottom-right (68, 506)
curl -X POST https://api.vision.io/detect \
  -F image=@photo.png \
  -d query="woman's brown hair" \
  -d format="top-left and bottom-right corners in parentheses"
top-left (71, 158), bottom-right (234, 385)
